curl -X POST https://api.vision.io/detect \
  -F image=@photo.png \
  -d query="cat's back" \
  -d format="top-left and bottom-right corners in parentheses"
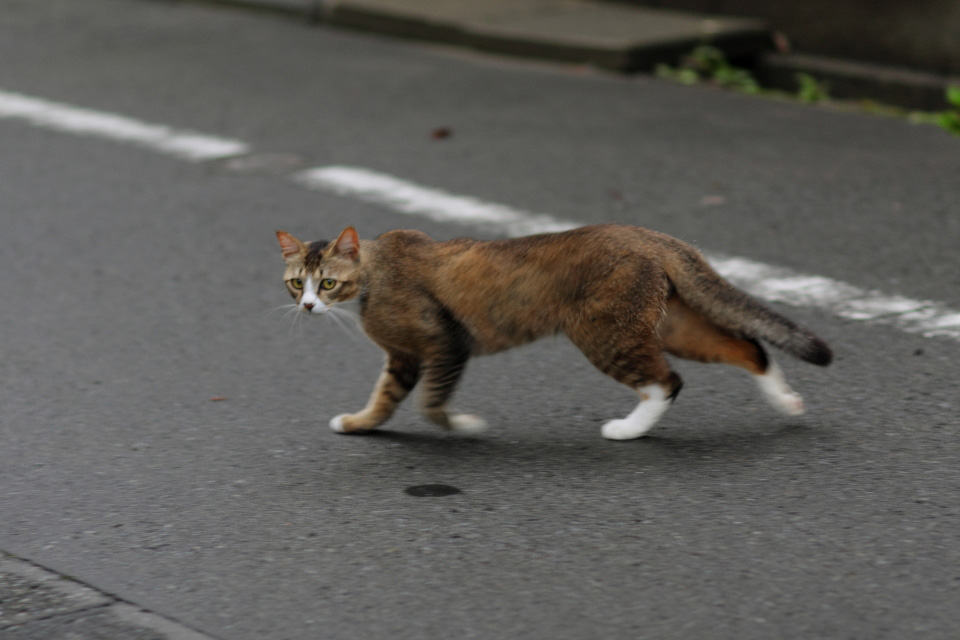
top-left (459, 224), bottom-right (668, 271)
top-left (373, 228), bottom-right (435, 251)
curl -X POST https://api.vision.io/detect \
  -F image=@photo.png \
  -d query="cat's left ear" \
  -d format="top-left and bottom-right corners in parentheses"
top-left (276, 230), bottom-right (306, 261)
top-left (332, 226), bottom-right (360, 261)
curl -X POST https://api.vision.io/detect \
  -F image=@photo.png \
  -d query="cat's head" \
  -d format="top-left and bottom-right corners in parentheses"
top-left (275, 227), bottom-right (363, 314)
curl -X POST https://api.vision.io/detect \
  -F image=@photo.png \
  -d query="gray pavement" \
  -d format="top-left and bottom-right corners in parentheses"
top-left (2, 1), bottom-right (960, 639)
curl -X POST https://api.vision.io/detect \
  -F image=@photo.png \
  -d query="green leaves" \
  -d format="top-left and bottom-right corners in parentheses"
top-left (946, 85), bottom-right (960, 108)
top-left (655, 46), bottom-right (760, 94)
top-left (796, 73), bottom-right (829, 103)
top-left (656, 48), bottom-right (959, 139)
top-left (937, 111), bottom-right (960, 135)
top-left (935, 86), bottom-right (960, 135)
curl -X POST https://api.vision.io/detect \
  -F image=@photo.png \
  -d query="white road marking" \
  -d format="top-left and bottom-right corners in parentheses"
top-left (293, 166), bottom-right (580, 237)
top-left (707, 255), bottom-right (960, 339)
top-left (2, 87), bottom-right (956, 341)
top-left (295, 165), bottom-right (960, 341)
top-left (0, 89), bottom-right (249, 161)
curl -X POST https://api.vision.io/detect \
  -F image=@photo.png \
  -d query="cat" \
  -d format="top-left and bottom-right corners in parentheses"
top-left (275, 224), bottom-right (832, 440)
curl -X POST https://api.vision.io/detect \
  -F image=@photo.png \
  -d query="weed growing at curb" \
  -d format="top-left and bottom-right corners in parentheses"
top-left (795, 72), bottom-right (829, 103)
top-left (935, 85), bottom-right (960, 135)
top-left (656, 46), bottom-right (760, 94)
top-left (656, 46), bottom-right (960, 137)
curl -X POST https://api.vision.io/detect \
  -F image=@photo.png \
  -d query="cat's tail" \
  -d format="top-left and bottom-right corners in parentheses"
top-left (658, 236), bottom-right (833, 366)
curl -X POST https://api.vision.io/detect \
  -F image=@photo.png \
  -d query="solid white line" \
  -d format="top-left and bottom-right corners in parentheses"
top-left (293, 165), bottom-right (960, 342)
top-left (0, 89), bottom-right (249, 161)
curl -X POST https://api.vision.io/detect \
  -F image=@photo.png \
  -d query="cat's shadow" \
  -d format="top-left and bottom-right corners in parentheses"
top-left (342, 418), bottom-right (837, 474)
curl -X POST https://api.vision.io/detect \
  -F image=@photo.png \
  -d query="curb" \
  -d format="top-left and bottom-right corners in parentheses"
top-left (758, 52), bottom-right (960, 111)
top-left (322, 0), bottom-right (769, 72)
top-left (193, 0), bottom-right (771, 72)
top-left (186, 0), bottom-right (960, 110)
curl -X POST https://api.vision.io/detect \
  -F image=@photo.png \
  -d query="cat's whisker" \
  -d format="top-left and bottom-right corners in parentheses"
top-left (324, 308), bottom-right (354, 336)
top-left (330, 307), bottom-right (365, 338)
top-left (331, 299), bottom-right (363, 323)
top-left (321, 304), bottom-right (360, 334)
top-left (285, 305), bottom-right (306, 338)
top-left (267, 303), bottom-right (303, 339)
top-left (265, 303), bottom-right (298, 318)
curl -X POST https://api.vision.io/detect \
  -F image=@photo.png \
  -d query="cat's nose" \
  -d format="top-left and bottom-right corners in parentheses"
top-left (302, 302), bottom-right (315, 311)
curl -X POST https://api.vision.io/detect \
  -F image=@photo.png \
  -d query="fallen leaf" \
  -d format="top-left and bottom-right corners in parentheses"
top-left (700, 195), bottom-right (727, 206)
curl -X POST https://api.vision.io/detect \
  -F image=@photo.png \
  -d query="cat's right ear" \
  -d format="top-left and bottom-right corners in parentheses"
top-left (276, 231), bottom-right (305, 261)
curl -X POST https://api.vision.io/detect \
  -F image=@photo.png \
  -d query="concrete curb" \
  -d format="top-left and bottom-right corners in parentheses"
top-left (322, 0), bottom-right (770, 72)
top-left (758, 52), bottom-right (960, 111)
top-left (186, 0), bottom-right (960, 110)
top-left (195, 0), bottom-right (771, 72)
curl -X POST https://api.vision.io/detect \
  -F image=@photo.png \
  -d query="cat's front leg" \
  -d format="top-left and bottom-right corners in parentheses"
top-left (419, 350), bottom-right (488, 435)
top-left (330, 353), bottom-right (420, 433)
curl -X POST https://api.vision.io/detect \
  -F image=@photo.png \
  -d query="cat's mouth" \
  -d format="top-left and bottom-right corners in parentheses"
top-left (300, 302), bottom-right (326, 314)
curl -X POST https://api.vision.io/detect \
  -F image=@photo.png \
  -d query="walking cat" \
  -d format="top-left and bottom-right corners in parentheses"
top-left (275, 225), bottom-right (832, 440)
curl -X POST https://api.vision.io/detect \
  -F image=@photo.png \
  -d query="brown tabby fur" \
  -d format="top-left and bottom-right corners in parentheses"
top-left (276, 224), bottom-right (831, 434)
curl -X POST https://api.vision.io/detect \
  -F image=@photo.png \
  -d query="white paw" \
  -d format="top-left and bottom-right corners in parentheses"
top-left (329, 414), bottom-right (350, 433)
top-left (448, 414), bottom-right (488, 435)
top-left (601, 418), bottom-right (649, 441)
top-left (769, 391), bottom-right (806, 416)
top-left (756, 360), bottom-right (806, 416)
top-left (602, 384), bottom-right (671, 440)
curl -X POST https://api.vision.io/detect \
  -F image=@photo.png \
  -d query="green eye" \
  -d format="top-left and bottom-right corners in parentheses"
top-left (320, 278), bottom-right (337, 290)
top-left (290, 278), bottom-right (303, 290)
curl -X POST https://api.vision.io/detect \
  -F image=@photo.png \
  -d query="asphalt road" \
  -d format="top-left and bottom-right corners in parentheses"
top-left (1, 1), bottom-right (959, 638)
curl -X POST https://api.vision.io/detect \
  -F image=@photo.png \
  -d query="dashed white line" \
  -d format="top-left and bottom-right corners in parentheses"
top-left (708, 255), bottom-right (959, 339)
top-left (2, 87), bottom-right (957, 341)
top-left (0, 89), bottom-right (249, 161)
top-left (293, 165), bottom-right (580, 237)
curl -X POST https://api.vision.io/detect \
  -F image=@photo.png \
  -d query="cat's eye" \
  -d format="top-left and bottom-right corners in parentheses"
top-left (320, 278), bottom-right (337, 290)
top-left (290, 278), bottom-right (304, 290)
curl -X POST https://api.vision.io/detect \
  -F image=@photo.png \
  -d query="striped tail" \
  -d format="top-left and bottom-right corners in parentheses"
top-left (661, 239), bottom-right (833, 366)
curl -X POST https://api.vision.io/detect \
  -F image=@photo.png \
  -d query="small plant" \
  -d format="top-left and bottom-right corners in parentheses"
top-left (936, 85), bottom-right (960, 135)
top-left (795, 73), bottom-right (829, 103)
top-left (656, 48), bottom-right (958, 140)
top-left (655, 45), bottom-right (760, 94)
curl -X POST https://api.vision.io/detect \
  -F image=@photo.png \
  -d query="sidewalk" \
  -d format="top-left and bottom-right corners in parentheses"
top-left (210, 0), bottom-right (771, 71)
top-left (198, 0), bottom-right (960, 109)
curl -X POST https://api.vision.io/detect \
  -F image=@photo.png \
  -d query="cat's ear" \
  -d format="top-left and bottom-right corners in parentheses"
top-left (276, 231), bottom-right (305, 261)
top-left (332, 226), bottom-right (360, 261)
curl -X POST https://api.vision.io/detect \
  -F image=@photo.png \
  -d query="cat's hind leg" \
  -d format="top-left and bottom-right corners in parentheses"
top-left (600, 374), bottom-right (683, 440)
top-left (660, 296), bottom-right (805, 416)
top-left (330, 353), bottom-right (420, 433)
top-left (568, 310), bottom-right (683, 440)
top-left (754, 359), bottom-right (805, 416)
